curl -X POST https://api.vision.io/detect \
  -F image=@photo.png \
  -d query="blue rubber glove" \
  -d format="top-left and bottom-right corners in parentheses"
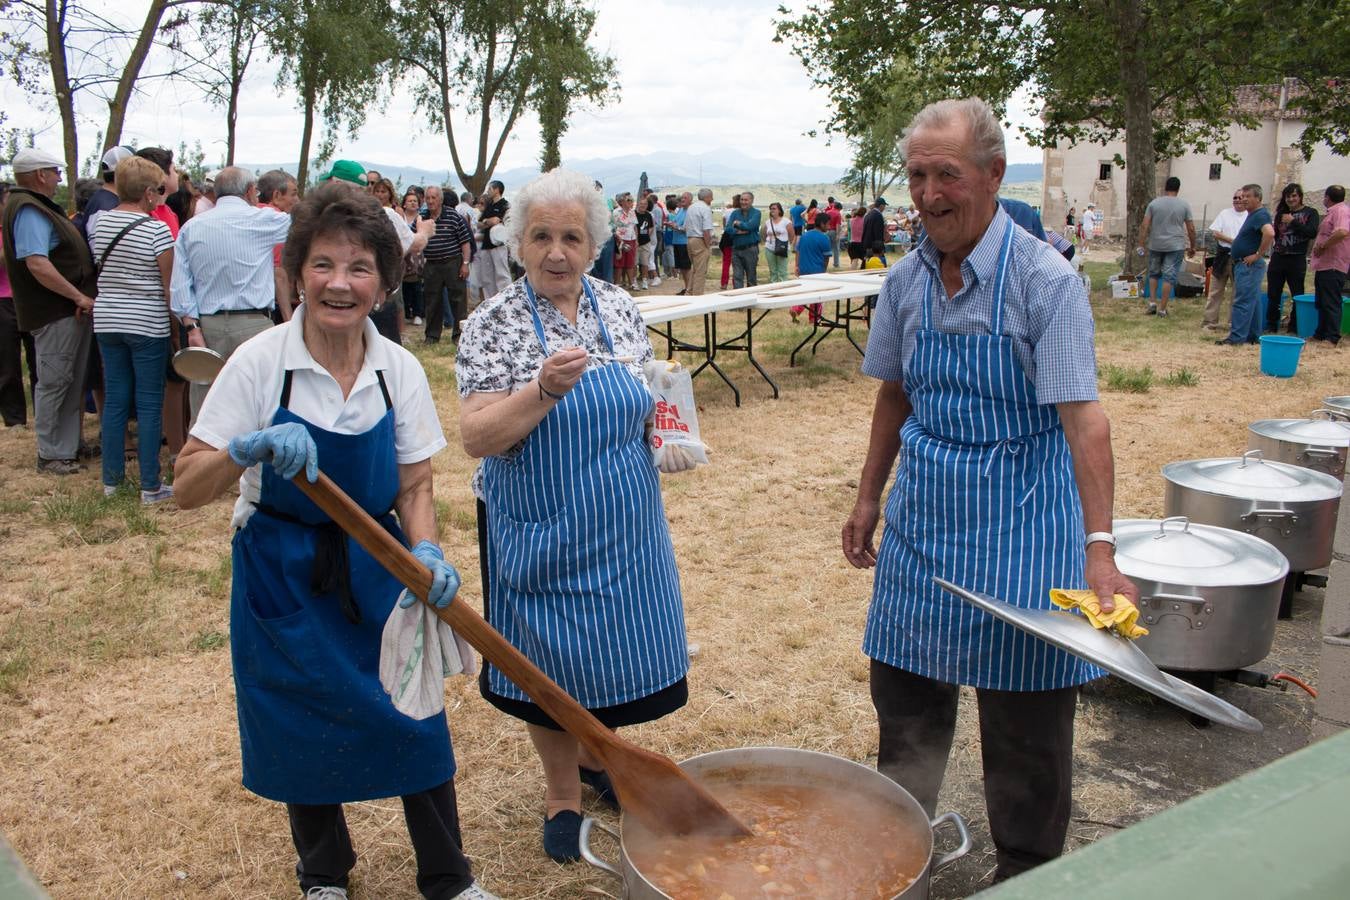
top-left (227, 423), bottom-right (318, 483)
top-left (402, 540), bottom-right (461, 609)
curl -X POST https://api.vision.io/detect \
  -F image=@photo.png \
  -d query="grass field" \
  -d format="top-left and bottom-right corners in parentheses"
top-left (0, 253), bottom-right (1339, 898)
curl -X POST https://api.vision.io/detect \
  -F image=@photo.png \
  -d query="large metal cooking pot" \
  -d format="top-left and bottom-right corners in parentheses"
top-left (1114, 517), bottom-right (1288, 671)
top-left (579, 747), bottom-right (972, 900)
top-left (1248, 411), bottom-right (1350, 479)
top-left (1163, 450), bottom-right (1342, 572)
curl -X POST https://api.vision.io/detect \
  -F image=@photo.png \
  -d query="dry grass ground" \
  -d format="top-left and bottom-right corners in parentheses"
top-left (0, 256), bottom-right (1343, 899)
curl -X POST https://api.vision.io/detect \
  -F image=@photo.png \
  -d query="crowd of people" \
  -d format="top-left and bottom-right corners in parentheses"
top-left (1128, 175), bottom-right (1350, 345)
top-left (7, 104), bottom-right (1348, 900)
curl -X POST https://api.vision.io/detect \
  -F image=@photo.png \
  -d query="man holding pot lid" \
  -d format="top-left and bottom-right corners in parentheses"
top-left (841, 97), bottom-right (1136, 884)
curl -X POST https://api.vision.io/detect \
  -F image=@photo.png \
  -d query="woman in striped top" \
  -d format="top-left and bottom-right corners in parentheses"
top-left (90, 156), bottom-right (176, 503)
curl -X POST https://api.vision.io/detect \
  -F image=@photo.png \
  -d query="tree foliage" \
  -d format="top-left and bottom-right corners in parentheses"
top-left (187, 0), bottom-right (268, 165)
top-left (397, 0), bottom-right (616, 194)
top-left (1, 0), bottom-right (197, 199)
top-left (776, 0), bottom-right (1349, 273)
top-left (267, 0), bottom-right (397, 191)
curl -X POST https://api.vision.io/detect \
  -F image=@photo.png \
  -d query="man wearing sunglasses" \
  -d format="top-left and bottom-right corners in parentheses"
top-left (1, 148), bottom-right (98, 475)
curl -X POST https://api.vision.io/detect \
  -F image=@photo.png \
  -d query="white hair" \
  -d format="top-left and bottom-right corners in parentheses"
top-left (901, 97), bottom-right (1006, 168)
top-left (504, 168), bottom-right (612, 261)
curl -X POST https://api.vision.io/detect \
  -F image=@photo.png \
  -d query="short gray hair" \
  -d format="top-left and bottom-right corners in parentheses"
top-left (1242, 183), bottom-right (1264, 200)
top-left (697, 188), bottom-right (712, 201)
top-left (901, 97), bottom-right (1006, 168)
top-left (504, 168), bottom-right (612, 262)
top-left (215, 166), bottom-right (255, 199)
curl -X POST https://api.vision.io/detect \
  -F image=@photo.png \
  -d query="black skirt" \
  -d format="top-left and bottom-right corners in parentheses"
top-left (474, 499), bottom-right (688, 731)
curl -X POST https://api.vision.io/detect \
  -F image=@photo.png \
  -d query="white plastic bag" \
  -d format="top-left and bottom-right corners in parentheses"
top-left (643, 360), bottom-right (710, 473)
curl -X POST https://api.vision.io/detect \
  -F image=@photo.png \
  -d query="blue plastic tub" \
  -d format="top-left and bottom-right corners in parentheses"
top-left (1293, 294), bottom-right (1317, 338)
top-left (1259, 335), bottom-right (1305, 377)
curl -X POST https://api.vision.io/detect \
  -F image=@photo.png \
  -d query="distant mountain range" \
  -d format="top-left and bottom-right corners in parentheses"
top-left (240, 153), bottom-right (1041, 191)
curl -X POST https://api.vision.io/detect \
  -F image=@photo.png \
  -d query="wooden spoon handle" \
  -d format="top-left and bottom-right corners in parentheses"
top-left (295, 473), bottom-right (615, 754)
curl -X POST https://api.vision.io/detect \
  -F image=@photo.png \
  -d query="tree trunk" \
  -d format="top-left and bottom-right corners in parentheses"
top-left (1112, 0), bottom-right (1155, 278)
top-left (225, 84), bottom-right (239, 166)
top-left (297, 80), bottom-right (316, 195)
top-left (102, 0), bottom-right (170, 152)
top-left (45, 0), bottom-right (79, 202)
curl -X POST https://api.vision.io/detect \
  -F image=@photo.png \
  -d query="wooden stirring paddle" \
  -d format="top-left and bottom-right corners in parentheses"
top-left (296, 472), bottom-right (752, 840)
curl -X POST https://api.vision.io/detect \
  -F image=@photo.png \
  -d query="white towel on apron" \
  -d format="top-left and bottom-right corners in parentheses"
top-left (379, 590), bottom-right (478, 719)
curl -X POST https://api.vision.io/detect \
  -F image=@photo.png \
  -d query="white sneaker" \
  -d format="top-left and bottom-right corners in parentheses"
top-left (141, 484), bottom-right (175, 505)
top-left (450, 883), bottom-right (500, 900)
top-left (650, 275), bottom-right (661, 287)
top-left (303, 888), bottom-right (348, 900)
top-left (103, 484), bottom-right (118, 497)
top-left (637, 280), bottom-right (648, 291)
top-left (413, 316), bottom-right (424, 325)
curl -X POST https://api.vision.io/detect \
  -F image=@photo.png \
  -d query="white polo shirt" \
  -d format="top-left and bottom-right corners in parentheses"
top-left (191, 303), bottom-right (447, 528)
top-left (684, 201), bottom-right (713, 241)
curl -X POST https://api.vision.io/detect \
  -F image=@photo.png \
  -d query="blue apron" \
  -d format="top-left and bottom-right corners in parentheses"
top-left (481, 278), bottom-right (688, 708)
top-left (230, 369), bottom-right (455, 804)
top-left (863, 221), bottom-right (1103, 691)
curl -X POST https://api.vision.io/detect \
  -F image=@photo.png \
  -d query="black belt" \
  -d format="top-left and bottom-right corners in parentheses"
top-left (254, 503), bottom-right (397, 625)
top-left (204, 308), bottom-right (271, 317)
top-left (424, 255), bottom-right (463, 265)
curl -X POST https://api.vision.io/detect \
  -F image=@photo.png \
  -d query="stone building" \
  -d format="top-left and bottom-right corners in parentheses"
top-left (1041, 81), bottom-right (1349, 239)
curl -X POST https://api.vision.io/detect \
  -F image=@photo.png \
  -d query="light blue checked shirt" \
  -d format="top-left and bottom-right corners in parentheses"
top-left (170, 196), bottom-right (292, 320)
top-left (862, 205), bottom-right (1098, 405)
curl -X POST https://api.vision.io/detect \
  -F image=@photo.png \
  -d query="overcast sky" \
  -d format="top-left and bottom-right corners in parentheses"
top-left (3, 0), bottom-right (1043, 178)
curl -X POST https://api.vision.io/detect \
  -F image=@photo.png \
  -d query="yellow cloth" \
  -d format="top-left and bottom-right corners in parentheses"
top-left (864, 256), bottom-right (886, 269)
top-left (1049, 589), bottom-right (1149, 640)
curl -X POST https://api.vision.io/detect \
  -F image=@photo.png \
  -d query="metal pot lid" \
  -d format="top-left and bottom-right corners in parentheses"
top-left (1249, 413), bottom-right (1350, 447)
top-left (934, 578), bottom-right (1262, 732)
top-left (1113, 517), bottom-right (1289, 586)
top-left (1163, 450), bottom-right (1342, 502)
top-left (1324, 396), bottom-right (1350, 417)
top-left (172, 346), bottom-right (225, 385)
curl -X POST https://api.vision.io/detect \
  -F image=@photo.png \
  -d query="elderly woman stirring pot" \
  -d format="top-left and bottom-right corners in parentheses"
top-left (456, 168), bottom-right (692, 864)
top-left (174, 183), bottom-right (495, 900)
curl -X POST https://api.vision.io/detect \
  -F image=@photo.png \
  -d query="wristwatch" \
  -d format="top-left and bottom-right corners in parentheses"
top-left (1085, 531), bottom-right (1116, 553)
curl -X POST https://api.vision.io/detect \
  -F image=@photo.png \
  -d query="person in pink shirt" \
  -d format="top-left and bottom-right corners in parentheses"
top-left (135, 147), bottom-right (181, 238)
top-left (1311, 184), bottom-right (1350, 344)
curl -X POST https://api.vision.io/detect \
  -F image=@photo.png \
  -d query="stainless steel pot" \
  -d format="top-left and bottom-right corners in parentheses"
top-left (1324, 396), bottom-right (1350, 420)
top-left (1248, 411), bottom-right (1350, 479)
top-left (579, 747), bottom-right (972, 900)
top-left (1114, 517), bottom-right (1288, 671)
top-left (1163, 450), bottom-right (1342, 572)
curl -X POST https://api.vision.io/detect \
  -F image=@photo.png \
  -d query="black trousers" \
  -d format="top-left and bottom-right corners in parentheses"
top-left (1266, 253), bottom-right (1307, 332)
top-left (0, 297), bottom-right (38, 426)
top-left (869, 659), bottom-right (1078, 882)
top-left (423, 258), bottom-right (465, 343)
top-left (287, 780), bottom-right (474, 899)
top-left (1314, 268), bottom-right (1346, 343)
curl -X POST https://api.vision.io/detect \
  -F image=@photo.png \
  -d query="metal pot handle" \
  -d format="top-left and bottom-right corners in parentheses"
top-left (1155, 516), bottom-right (1191, 537)
top-left (1302, 447), bottom-right (1341, 458)
top-left (1142, 592), bottom-right (1207, 607)
top-left (1310, 408), bottom-right (1336, 420)
top-left (578, 817), bottom-right (623, 881)
top-left (929, 811), bottom-right (973, 870)
top-left (1239, 449), bottom-right (1264, 466)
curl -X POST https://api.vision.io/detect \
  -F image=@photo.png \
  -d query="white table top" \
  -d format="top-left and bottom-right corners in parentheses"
top-left (800, 270), bottom-right (891, 287)
top-left (635, 292), bottom-right (753, 325)
top-left (739, 277), bottom-right (881, 310)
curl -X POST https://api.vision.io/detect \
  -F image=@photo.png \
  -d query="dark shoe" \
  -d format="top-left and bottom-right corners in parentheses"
top-left (424, 337), bottom-right (440, 344)
top-left (579, 766), bottom-right (620, 811)
top-left (676, 289), bottom-right (688, 296)
top-left (36, 457), bottom-right (81, 475)
top-left (77, 440), bottom-right (101, 460)
top-left (543, 809), bottom-right (582, 863)
top-left (1214, 339), bottom-right (1234, 346)
top-left (1145, 303), bottom-right (1157, 315)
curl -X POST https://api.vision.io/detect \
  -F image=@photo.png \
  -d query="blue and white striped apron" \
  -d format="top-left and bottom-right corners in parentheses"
top-left (480, 278), bottom-right (688, 708)
top-left (863, 221), bottom-right (1103, 691)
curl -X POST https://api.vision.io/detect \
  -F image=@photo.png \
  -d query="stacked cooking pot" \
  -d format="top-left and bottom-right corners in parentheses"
top-left (1112, 403), bottom-right (1348, 676)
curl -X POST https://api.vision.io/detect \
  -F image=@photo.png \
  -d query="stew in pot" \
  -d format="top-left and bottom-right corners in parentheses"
top-left (625, 776), bottom-right (927, 898)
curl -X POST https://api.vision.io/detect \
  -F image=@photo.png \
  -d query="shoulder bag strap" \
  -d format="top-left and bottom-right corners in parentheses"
top-left (97, 215), bottom-right (154, 272)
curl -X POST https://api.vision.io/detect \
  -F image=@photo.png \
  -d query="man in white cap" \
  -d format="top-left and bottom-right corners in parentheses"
top-left (84, 146), bottom-right (136, 241)
top-left (196, 171), bottom-right (220, 215)
top-left (1, 148), bottom-right (97, 475)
